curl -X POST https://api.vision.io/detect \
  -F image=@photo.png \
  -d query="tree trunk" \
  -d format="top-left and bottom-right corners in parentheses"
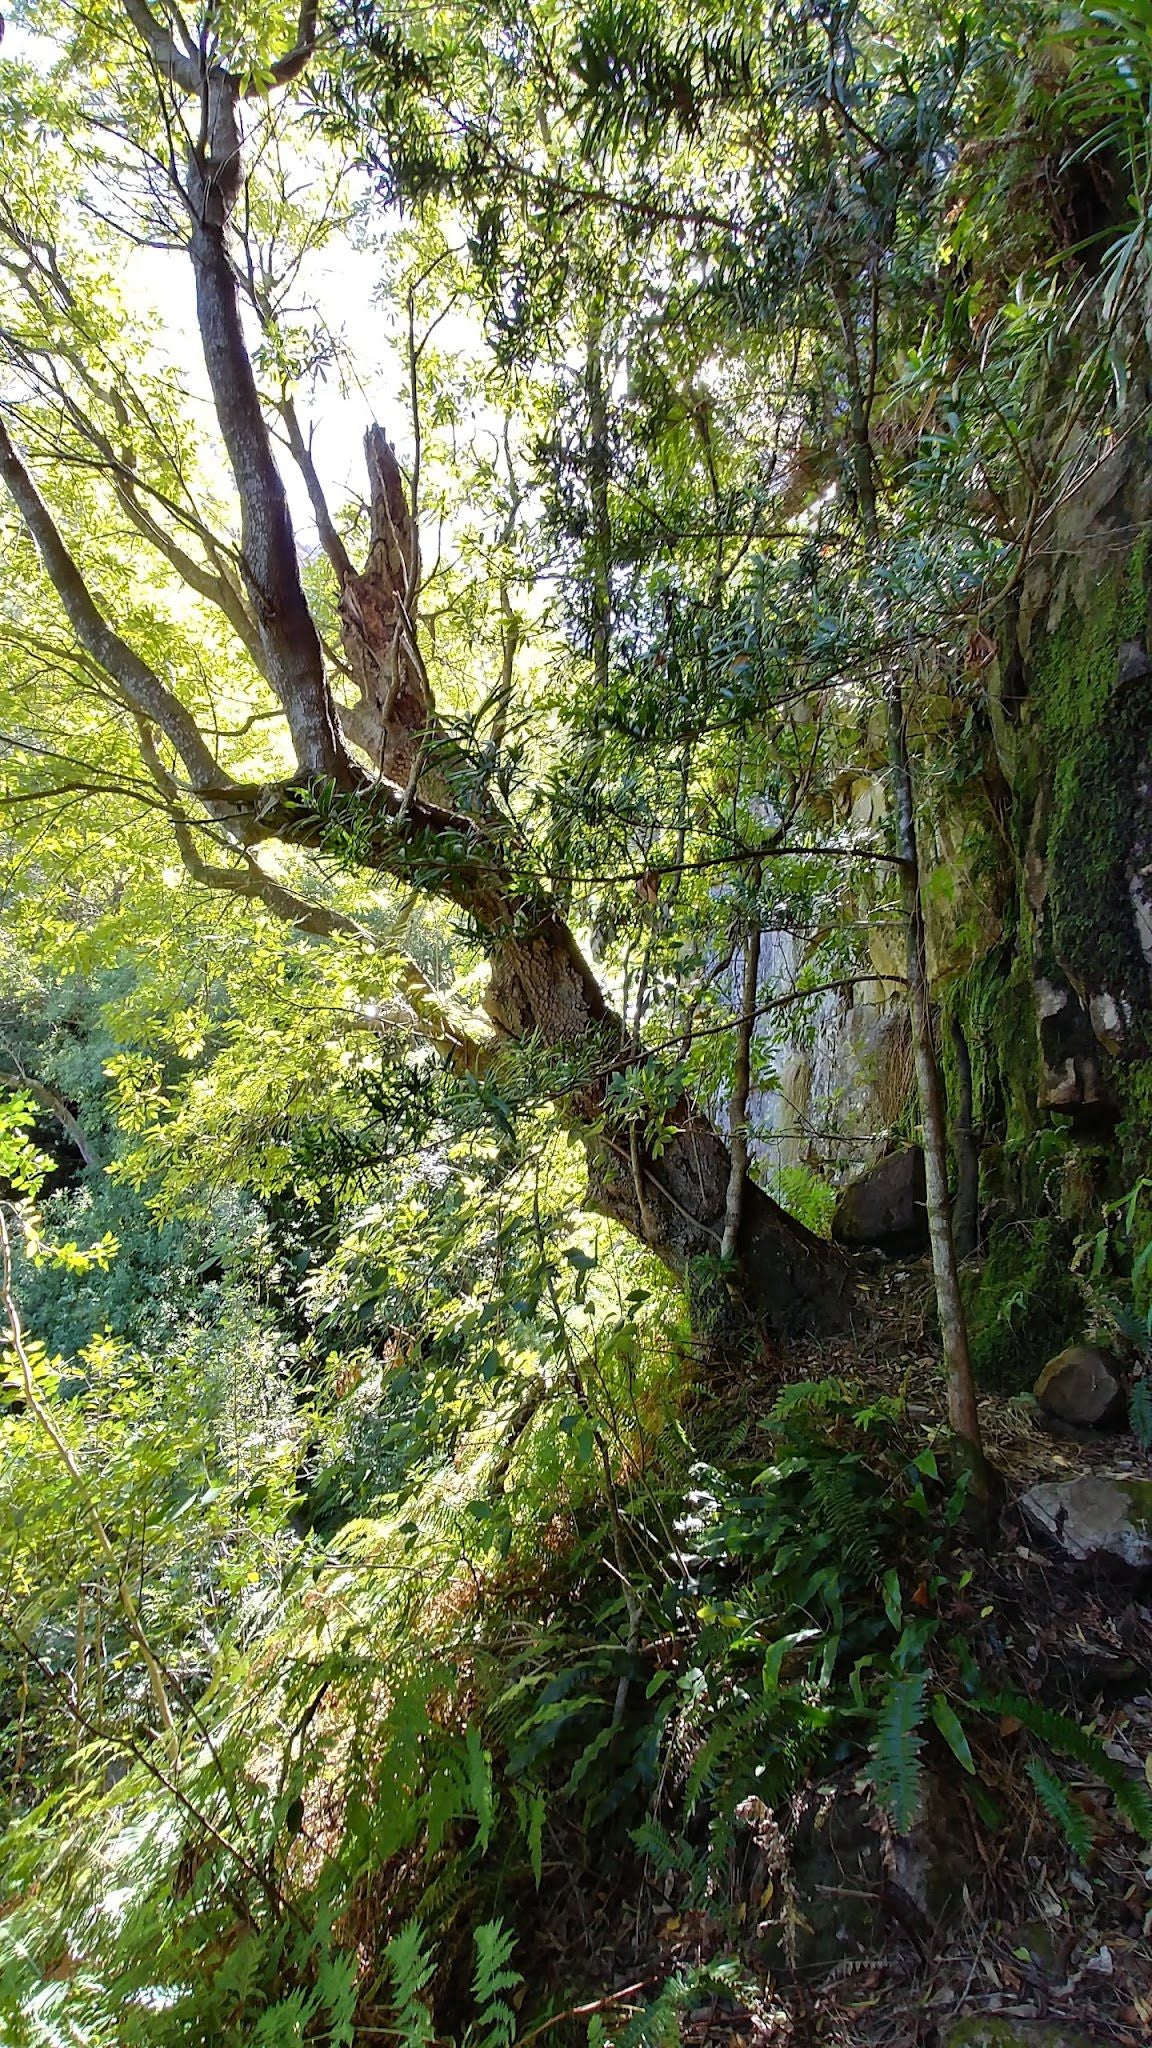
top-left (886, 681), bottom-right (985, 1457)
top-left (833, 273), bottom-right (987, 1468)
top-left (482, 905), bottom-right (850, 1339)
top-left (949, 1014), bottom-right (980, 1262)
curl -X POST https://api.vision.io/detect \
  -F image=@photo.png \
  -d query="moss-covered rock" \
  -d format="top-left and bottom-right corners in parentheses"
top-left (1030, 540), bottom-right (1152, 1007)
top-left (964, 1219), bottom-right (1084, 1392)
top-left (943, 2018), bottom-right (1112, 2048)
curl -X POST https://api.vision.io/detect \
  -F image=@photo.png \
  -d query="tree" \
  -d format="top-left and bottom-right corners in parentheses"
top-left (0, 0), bottom-right (847, 1345)
top-left (333, 0), bottom-right (998, 1452)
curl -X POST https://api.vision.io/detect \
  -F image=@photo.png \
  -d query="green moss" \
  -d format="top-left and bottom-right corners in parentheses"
top-left (1031, 539), bottom-right (1152, 1005)
top-left (939, 538), bottom-right (1152, 1339)
top-left (943, 931), bottom-right (1042, 1215)
top-left (1123, 1477), bottom-right (1152, 1526)
top-left (964, 1218), bottom-right (1084, 1393)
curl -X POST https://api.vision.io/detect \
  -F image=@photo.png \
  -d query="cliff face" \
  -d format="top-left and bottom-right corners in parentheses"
top-left (948, 434), bottom-right (1152, 1380)
top-left (759, 430), bottom-right (1152, 1388)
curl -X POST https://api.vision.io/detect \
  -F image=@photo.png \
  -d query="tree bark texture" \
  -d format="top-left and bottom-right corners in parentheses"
top-left (949, 1013), bottom-right (980, 1262)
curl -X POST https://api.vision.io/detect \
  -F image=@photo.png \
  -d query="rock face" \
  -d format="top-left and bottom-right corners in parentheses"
top-left (1033, 1345), bottom-right (1127, 1428)
top-left (1020, 1475), bottom-right (1152, 1568)
top-left (831, 1146), bottom-right (928, 1258)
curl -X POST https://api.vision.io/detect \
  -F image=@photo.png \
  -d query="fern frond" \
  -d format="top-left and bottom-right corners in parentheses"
top-left (464, 1723), bottom-right (496, 1852)
top-left (385, 1920), bottom-right (436, 2048)
top-left (1026, 1757), bottom-right (1094, 1859)
top-left (988, 1692), bottom-right (1152, 1839)
top-left (471, 1918), bottom-right (522, 2048)
top-left (630, 1814), bottom-right (682, 1873)
top-left (765, 1380), bottom-right (849, 1426)
top-left (473, 1918), bottom-right (521, 2005)
top-left (806, 1459), bottom-right (880, 1575)
top-left (867, 1671), bottom-right (925, 1831)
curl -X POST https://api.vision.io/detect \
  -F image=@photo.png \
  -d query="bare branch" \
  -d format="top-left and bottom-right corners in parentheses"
top-left (279, 394), bottom-right (354, 586)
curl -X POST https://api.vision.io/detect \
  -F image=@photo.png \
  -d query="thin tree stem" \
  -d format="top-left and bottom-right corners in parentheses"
top-left (721, 922), bottom-right (762, 1263)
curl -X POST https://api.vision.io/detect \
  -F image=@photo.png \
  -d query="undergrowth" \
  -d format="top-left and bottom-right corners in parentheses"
top-left (3, 1334), bottom-right (1147, 2047)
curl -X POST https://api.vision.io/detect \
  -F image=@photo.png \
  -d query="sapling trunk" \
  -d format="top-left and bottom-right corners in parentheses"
top-left (833, 277), bottom-right (988, 1476)
top-left (885, 682), bottom-right (986, 1466)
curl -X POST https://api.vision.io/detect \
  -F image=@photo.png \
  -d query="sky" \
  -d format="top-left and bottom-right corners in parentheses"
top-left (2, 11), bottom-right (479, 550)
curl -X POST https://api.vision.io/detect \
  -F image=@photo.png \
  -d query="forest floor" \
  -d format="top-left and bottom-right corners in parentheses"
top-left (528, 1268), bottom-right (1152, 2048)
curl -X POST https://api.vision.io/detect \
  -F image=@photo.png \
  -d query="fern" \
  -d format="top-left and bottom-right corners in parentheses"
top-left (1027, 1758), bottom-right (1094, 1860)
top-left (470, 1919), bottom-right (522, 2048)
top-left (465, 1723), bottom-right (496, 1852)
top-left (765, 1379), bottom-right (849, 1425)
top-left (630, 1814), bottom-right (683, 1874)
top-left (988, 1692), bottom-right (1152, 1840)
top-left (805, 1457), bottom-right (881, 1575)
top-left (683, 1694), bottom-right (770, 1811)
top-left (512, 1786), bottom-right (545, 1887)
top-left (617, 1962), bottom-right (744, 2048)
top-left (385, 1921), bottom-right (436, 2048)
top-left (251, 1990), bottom-right (313, 2046)
top-left (867, 1671), bottom-right (926, 1831)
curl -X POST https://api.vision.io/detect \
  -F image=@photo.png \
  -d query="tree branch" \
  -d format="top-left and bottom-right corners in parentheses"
top-left (0, 1063), bottom-right (100, 1170)
top-left (135, 723), bottom-right (485, 1069)
top-left (121, 0), bottom-right (199, 90)
top-left (0, 415), bottom-right (224, 791)
top-left (278, 393), bottom-right (355, 586)
top-left (180, 67), bottom-right (353, 780)
top-left (265, 0), bottom-right (321, 88)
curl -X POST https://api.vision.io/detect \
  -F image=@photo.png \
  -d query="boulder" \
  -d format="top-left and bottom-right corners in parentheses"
top-left (831, 1146), bottom-right (928, 1258)
top-left (943, 2019), bottom-right (1112, 2048)
top-left (1033, 1345), bottom-right (1127, 1428)
top-left (741, 1786), bottom-right (882, 1971)
top-left (1020, 1474), bottom-right (1152, 1568)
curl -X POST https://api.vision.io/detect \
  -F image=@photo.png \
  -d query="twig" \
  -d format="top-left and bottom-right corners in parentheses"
top-left (515, 1974), bottom-right (662, 2048)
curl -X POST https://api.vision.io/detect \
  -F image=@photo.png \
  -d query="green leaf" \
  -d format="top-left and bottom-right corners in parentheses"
top-left (881, 1568), bottom-right (903, 1631)
top-left (931, 1694), bottom-right (975, 1774)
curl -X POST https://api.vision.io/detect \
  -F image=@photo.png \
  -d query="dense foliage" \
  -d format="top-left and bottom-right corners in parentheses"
top-left (2, 1), bottom-right (1152, 2041)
